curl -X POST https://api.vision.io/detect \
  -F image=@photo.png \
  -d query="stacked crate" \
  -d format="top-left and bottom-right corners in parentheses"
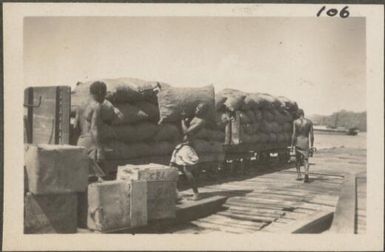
top-left (83, 164), bottom-right (178, 232)
top-left (24, 144), bottom-right (89, 233)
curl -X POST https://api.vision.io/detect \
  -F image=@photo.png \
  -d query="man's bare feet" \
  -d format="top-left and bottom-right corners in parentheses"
top-left (192, 193), bottom-right (201, 201)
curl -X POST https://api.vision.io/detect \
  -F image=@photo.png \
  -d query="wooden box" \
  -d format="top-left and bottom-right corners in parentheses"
top-left (87, 180), bottom-right (147, 232)
top-left (24, 144), bottom-right (89, 194)
top-left (24, 192), bottom-right (77, 234)
top-left (117, 164), bottom-right (178, 221)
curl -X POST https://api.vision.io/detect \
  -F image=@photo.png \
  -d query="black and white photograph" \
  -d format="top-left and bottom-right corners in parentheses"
top-left (2, 3), bottom-right (384, 251)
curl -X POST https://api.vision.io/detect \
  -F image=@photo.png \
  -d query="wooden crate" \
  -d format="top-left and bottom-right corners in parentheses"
top-left (24, 192), bottom-right (77, 234)
top-left (87, 180), bottom-right (147, 232)
top-left (117, 164), bottom-right (178, 221)
top-left (24, 144), bottom-right (89, 194)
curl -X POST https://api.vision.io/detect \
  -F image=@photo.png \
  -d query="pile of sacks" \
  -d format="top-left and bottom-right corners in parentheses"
top-left (72, 78), bottom-right (225, 162)
top-left (72, 78), bottom-right (179, 160)
top-left (215, 89), bottom-right (299, 146)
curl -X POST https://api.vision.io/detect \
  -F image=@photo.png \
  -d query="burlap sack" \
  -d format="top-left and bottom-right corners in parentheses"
top-left (270, 122), bottom-right (282, 133)
top-left (277, 133), bottom-right (286, 143)
top-left (193, 139), bottom-right (223, 154)
top-left (112, 103), bottom-right (150, 125)
top-left (258, 133), bottom-right (270, 143)
top-left (224, 95), bottom-right (246, 112)
top-left (261, 121), bottom-right (274, 133)
top-left (113, 122), bottom-right (159, 143)
top-left (242, 93), bottom-right (269, 110)
top-left (239, 111), bottom-right (251, 124)
top-left (153, 124), bottom-right (181, 142)
top-left (136, 101), bottom-right (160, 122)
top-left (148, 141), bottom-right (175, 156)
top-left (246, 110), bottom-right (257, 123)
top-left (216, 88), bottom-right (247, 112)
top-left (157, 84), bottom-right (215, 124)
top-left (277, 96), bottom-right (298, 111)
top-left (268, 133), bottom-right (278, 143)
top-left (258, 93), bottom-right (282, 109)
top-left (195, 129), bottom-right (225, 142)
top-left (216, 112), bottom-right (230, 129)
top-left (73, 78), bottom-right (159, 104)
top-left (215, 93), bottom-right (227, 111)
top-left (104, 141), bottom-right (152, 160)
top-left (242, 123), bottom-right (257, 135)
top-left (283, 122), bottom-right (292, 132)
top-left (273, 110), bottom-right (285, 124)
top-left (254, 110), bottom-right (263, 121)
top-left (262, 110), bottom-right (275, 122)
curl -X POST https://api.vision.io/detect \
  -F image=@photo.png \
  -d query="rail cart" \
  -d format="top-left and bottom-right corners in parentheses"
top-left (222, 111), bottom-right (291, 175)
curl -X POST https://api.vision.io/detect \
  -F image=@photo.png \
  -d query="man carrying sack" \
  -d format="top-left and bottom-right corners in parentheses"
top-left (291, 109), bottom-right (315, 183)
top-left (170, 103), bottom-right (209, 201)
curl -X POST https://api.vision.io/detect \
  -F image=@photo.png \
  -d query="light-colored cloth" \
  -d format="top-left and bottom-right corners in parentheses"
top-left (170, 143), bottom-right (199, 166)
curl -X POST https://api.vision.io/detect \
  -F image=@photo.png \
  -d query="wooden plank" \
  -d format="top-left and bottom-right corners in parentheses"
top-left (223, 204), bottom-right (284, 217)
top-left (225, 199), bottom-right (288, 211)
top-left (191, 220), bottom-right (242, 234)
top-left (224, 206), bottom-right (283, 219)
top-left (230, 196), bottom-right (335, 212)
top-left (224, 200), bottom-right (286, 213)
top-left (329, 175), bottom-right (356, 233)
top-left (203, 215), bottom-right (265, 230)
top-left (176, 196), bottom-right (227, 222)
top-left (194, 218), bottom-right (257, 233)
top-left (264, 210), bottom-right (334, 234)
top-left (217, 210), bottom-right (276, 223)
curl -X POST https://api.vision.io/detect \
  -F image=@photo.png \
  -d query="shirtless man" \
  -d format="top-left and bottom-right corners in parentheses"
top-left (170, 103), bottom-right (208, 201)
top-left (291, 109), bottom-right (314, 183)
top-left (76, 81), bottom-right (108, 178)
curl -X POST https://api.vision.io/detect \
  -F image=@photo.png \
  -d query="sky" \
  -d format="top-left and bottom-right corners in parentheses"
top-left (24, 17), bottom-right (366, 115)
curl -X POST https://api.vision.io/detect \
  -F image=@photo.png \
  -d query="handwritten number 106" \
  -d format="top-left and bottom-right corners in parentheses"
top-left (317, 6), bottom-right (349, 18)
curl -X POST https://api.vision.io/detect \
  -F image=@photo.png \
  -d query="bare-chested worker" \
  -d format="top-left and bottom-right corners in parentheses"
top-left (291, 109), bottom-right (315, 183)
top-left (75, 81), bottom-right (108, 178)
top-left (170, 103), bottom-right (208, 201)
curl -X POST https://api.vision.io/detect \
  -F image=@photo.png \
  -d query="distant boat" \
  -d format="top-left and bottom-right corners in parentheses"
top-left (313, 125), bottom-right (359, 136)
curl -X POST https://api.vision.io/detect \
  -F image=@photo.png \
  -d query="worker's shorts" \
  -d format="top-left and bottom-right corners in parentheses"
top-left (170, 143), bottom-right (199, 167)
top-left (296, 147), bottom-right (309, 164)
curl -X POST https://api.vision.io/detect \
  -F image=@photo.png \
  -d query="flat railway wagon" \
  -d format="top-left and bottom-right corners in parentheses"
top-left (24, 83), bottom-right (299, 182)
top-left (220, 111), bottom-right (293, 176)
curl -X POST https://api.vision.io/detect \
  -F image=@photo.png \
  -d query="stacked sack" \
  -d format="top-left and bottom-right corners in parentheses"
top-left (72, 78), bottom-right (180, 161)
top-left (156, 84), bottom-right (224, 162)
top-left (215, 89), bottom-right (299, 147)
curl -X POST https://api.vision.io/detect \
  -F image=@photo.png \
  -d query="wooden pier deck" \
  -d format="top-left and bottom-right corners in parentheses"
top-left (169, 148), bottom-right (366, 234)
top-left (355, 175), bottom-right (366, 234)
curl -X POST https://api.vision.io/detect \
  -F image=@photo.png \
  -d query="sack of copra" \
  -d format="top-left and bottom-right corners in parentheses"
top-left (157, 84), bottom-right (215, 124)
